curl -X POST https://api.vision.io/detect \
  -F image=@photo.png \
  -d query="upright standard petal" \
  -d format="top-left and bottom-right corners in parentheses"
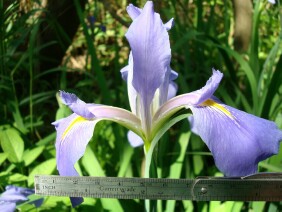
top-left (120, 52), bottom-right (139, 115)
top-left (126, 1), bottom-right (171, 103)
top-left (125, 1), bottom-right (171, 134)
top-left (127, 4), bottom-right (141, 20)
top-left (189, 99), bottom-right (282, 176)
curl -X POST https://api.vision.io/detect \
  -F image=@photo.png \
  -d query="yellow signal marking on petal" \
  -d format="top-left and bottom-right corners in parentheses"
top-left (200, 99), bottom-right (233, 118)
top-left (62, 116), bottom-right (87, 139)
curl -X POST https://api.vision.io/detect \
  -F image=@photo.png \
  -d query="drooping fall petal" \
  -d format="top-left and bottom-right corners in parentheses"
top-left (53, 113), bottom-right (96, 206)
top-left (189, 99), bottom-right (282, 176)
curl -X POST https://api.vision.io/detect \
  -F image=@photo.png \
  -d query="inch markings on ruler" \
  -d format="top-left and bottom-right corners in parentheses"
top-left (34, 175), bottom-right (282, 201)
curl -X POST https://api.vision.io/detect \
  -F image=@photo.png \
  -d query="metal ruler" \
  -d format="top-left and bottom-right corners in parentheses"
top-left (35, 173), bottom-right (282, 201)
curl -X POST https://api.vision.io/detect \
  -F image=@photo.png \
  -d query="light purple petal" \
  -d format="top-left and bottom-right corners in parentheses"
top-left (0, 201), bottom-right (15, 212)
top-left (158, 68), bottom-right (178, 107)
top-left (154, 70), bottom-right (222, 123)
top-left (54, 103), bottom-right (141, 176)
top-left (125, 1), bottom-right (171, 127)
top-left (170, 70), bottom-right (178, 81)
top-left (127, 131), bottom-right (144, 147)
top-left (268, 0), bottom-right (275, 4)
top-left (0, 185), bottom-right (42, 211)
top-left (54, 113), bottom-right (96, 177)
top-left (0, 186), bottom-right (34, 202)
top-left (167, 81), bottom-right (178, 100)
top-left (127, 4), bottom-right (174, 31)
top-left (164, 18), bottom-right (174, 30)
top-left (127, 4), bottom-right (142, 20)
top-left (189, 100), bottom-right (282, 176)
top-left (193, 69), bottom-right (222, 104)
top-left (120, 52), bottom-right (139, 115)
top-left (53, 114), bottom-right (96, 207)
top-left (5, 186), bottom-right (34, 196)
top-left (60, 91), bottom-right (95, 119)
top-left (120, 66), bottom-right (128, 82)
top-left (0, 194), bottom-right (27, 202)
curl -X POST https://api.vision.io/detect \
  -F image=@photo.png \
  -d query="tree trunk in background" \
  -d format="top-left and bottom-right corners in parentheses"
top-left (39, 0), bottom-right (87, 71)
top-left (232, 0), bottom-right (253, 52)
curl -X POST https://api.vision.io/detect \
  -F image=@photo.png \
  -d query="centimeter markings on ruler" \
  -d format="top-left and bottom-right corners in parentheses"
top-left (34, 175), bottom-right (282, 201)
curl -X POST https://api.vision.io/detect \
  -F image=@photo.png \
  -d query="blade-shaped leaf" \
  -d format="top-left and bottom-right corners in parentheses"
top-left (0, 128), bottom-right (24, 163)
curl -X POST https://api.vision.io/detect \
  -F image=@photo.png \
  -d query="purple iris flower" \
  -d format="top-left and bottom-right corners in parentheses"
top-left (53, 1), bottom-right (282, 206)
top-left (0, 185), bottom-right (43, 212)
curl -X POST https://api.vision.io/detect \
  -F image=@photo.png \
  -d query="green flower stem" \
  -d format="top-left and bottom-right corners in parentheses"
top-left (144, 113), bottom-right (190, 211)
top-left (144, 142), bottom-right (158, 212)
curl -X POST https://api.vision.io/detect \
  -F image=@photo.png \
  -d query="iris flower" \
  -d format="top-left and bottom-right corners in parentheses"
top-left (53, 1), bottom-right (282, 207)
top-left (0, 185), bottom-right (43, 212)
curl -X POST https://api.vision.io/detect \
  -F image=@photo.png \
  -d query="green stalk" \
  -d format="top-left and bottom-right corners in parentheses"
top-left (144, 113), bottom-right (190, 211)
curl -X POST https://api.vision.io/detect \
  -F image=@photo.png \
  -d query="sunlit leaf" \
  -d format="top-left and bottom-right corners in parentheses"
top-left (28, 158), bottom-right (56, 186)
top-left (23, 146), bottom-right (45, 166)
top-left (0, 128), bottom-right (24, 163)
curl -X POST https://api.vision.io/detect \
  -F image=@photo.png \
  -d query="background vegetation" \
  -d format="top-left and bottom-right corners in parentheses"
top-left (0, 0), bottom-right (281, 211)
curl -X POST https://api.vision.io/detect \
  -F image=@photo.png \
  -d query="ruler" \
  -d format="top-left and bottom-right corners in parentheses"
top-left (35, 173), bottom-right (282, 201)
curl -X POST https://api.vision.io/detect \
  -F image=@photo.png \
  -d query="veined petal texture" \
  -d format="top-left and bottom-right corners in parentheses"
top-left (60, 91), bottom-right (95, 119)
top-left (127, 4), bottom-right (142, 20)
top-left (125, 1), bottom-right (171, 112)
top-left (53, 113), bottom-right (96, 206)
top-left (189, 100), bottom-right (282, 176)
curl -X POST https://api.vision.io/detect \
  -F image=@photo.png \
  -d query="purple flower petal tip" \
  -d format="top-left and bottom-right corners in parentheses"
top-left (164, 18), bottom-right (174, 30)
top-left (59, 91), bottom-right (95, 119)
top-left (127, 4), bottom-right (142, 20)
top-left (193, 69), bottom-right (223, 104)
top-left (60, 91), bottom-right (78, 106)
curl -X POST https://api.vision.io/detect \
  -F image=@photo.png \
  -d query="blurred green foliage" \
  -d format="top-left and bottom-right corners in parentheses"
top-left (0, 0), bottom-right (281, 211)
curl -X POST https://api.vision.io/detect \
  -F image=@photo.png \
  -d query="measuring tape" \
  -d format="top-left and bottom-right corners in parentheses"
top-left (35, 173), bottom-right (282, 201)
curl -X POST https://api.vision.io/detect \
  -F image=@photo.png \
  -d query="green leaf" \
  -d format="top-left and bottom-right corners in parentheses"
top-left (117, 142), bottom-right (134, 177)
top-left (166, 129), bottom-right (191, 211)
top-left (0, 128), bottom-right (24, 163)
top-left (8, 173), bottom-right (28, 183)
top-left (36, 132), bottom-right (56, 146)
top-left (81, 145), bottom-right (105, 176)
top-left (81, 146), bottom-right (123, 211)
top-left (0, 152), bottom-right (8, 166)
top-left (28, 158), bottom-right (56, 186)
top-left (23, 146), bottom-right (45, 166)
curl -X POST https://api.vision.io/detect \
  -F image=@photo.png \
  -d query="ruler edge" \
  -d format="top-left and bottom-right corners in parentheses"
top-left (34, 175), bottom-right (282, 201)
